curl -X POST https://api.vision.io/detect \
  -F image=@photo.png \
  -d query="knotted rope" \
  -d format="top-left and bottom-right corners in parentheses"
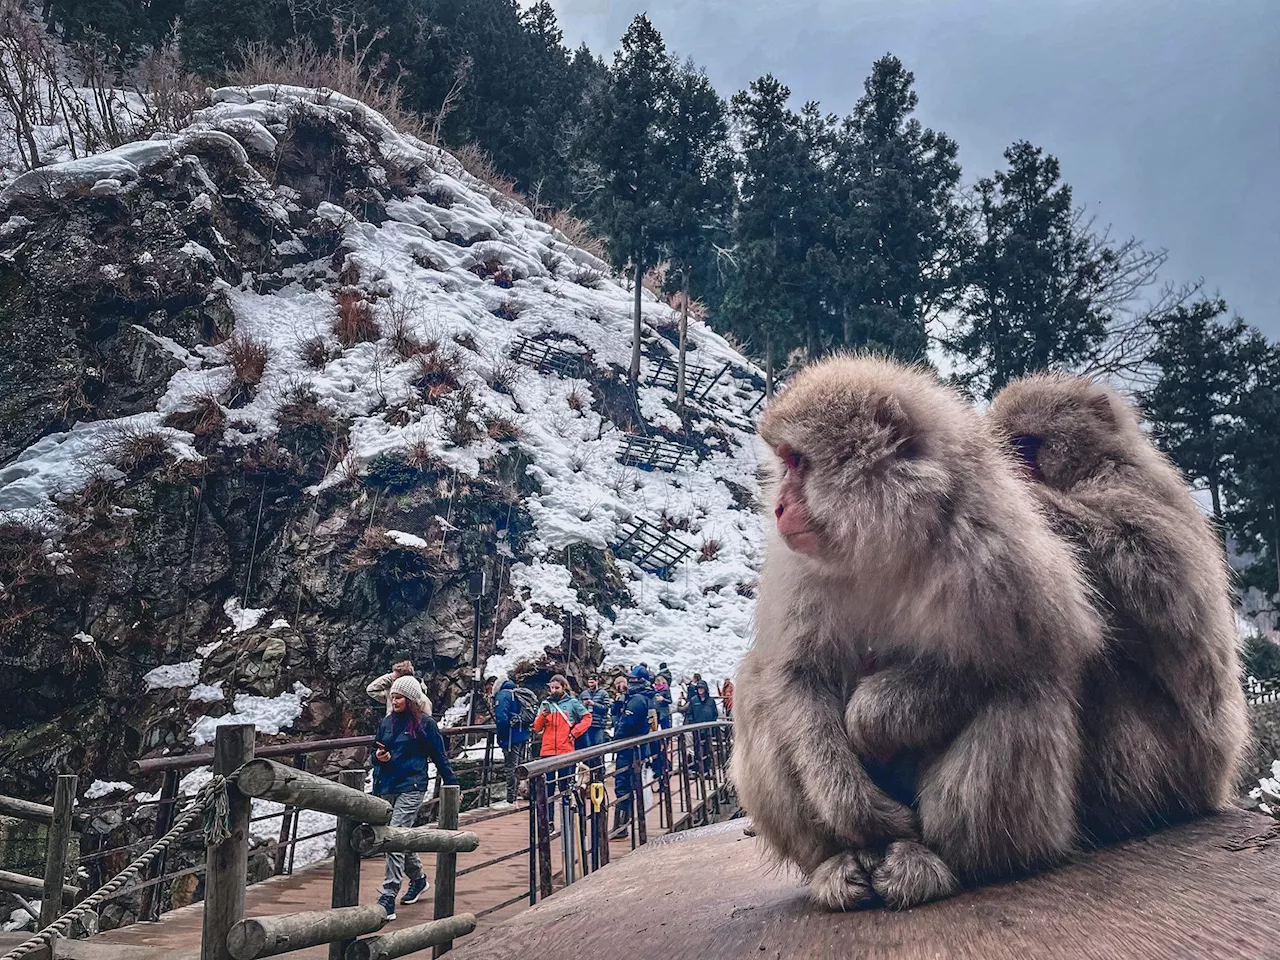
top-left (1, 774), bottom-right (233, 960)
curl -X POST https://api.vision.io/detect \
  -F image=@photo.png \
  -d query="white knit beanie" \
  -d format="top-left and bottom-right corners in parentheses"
top-left (389, 675), bottom-right (431, 713)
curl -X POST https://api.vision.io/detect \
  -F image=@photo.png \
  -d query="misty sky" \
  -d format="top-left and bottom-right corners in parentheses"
top-left (542, 0), bottom-right (1279, 339)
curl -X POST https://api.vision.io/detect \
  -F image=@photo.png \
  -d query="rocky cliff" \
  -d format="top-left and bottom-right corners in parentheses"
top-left (0, 85), bottom-right (766, 799)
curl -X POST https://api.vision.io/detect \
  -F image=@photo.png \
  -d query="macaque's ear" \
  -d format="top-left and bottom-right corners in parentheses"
top-left (872, 394), bottom-right (917, 456)
top-left (1085, 389), bottom-right (1119, 429)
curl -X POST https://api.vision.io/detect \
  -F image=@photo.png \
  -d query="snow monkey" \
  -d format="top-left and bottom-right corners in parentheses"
top-left (731, 354), bottom-right (1104, 910)
top-left (988, 373), bottom-right (1248, 844)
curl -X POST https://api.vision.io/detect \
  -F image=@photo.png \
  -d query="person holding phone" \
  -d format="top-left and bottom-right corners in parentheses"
top-left (531, 674), bottom-right (591, 827)
top-left (371, 675), bottom-right (456, 921)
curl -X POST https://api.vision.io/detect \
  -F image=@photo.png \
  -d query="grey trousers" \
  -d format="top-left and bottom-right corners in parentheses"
top-left (504, 740), bottom-right (528, 803)
top-left (381, 790), bottom-right (425, 896)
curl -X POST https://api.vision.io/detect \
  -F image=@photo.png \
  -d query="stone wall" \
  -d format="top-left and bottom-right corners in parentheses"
top-left (1245, 699), bottom-right (1280, 787)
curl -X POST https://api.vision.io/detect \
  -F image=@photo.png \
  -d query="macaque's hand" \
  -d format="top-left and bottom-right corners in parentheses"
top-left (844, 677), bottom-right (900, 764)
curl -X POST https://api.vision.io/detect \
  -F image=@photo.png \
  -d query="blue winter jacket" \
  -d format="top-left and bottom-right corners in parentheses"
top-left (685, 683), bottom-right (719, 724)
top-left (581, 688), bottom-right (611, 730)
top-left (493, 679), bottom-right (531, 748)
top-left (612, 680), bottom-right (653, 741)
top-left (653, 686), bottom-right (673, 720)
top-left (374, 711), bottom-right (458, 796)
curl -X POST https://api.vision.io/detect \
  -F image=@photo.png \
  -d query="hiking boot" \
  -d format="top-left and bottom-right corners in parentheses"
top-left (377, 894), bottom-right (397, 921)
top-left (401, 876), bottom-right (429, 905)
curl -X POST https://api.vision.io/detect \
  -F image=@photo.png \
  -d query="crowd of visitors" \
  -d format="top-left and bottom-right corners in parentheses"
top-left (363, 656), bottom-right (731, 912)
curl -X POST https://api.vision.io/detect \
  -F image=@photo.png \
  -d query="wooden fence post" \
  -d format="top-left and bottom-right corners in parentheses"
top-left (330, 769), bottom-right (367, 960)
top-left (140, 769), bottom-right (179, 922)
top-left (201, 724), bottom-right (255, 960)
top-left (39, 775), bottom-right (77, 929)
top-left (431, 785), bottom-right (460, 958)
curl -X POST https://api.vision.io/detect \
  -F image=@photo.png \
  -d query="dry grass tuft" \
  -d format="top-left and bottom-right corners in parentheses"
top-left (414, 349), bottom-right (462, 400)
top-left (700, 538), bottom-right (722, 563)
top-left (544, 209), bottom-right (609, 262)
top-left (334, 292), bottom-right (380, 348)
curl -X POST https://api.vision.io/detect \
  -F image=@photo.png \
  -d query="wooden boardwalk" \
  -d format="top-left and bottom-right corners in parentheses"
top-left (90, 779), bottom-right (690, 960)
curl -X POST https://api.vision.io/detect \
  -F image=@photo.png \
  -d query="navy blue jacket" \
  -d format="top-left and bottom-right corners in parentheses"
top-left (612, 680), bottom-right (653, 741)
top-left (374, 711), bottom-right (458, 795)
top-left (653, 686), bottom-right (673, 720)
top-left (686, 684), bottom-right (719, 724)
top-left (493, 680), bottom-right (531, 748)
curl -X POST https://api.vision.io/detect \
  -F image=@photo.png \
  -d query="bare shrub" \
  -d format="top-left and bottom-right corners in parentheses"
top-left (642, 261), bottom-right (670, 298)
top-left (348, 526), bottom-right (436, 581)
top-left (334, 292), bottom-right (379, 347)
top-left (104, 424), bottom-right (171, 474)
top-left (382, 293), bottom-right (431, 359)
top-left (414, 349), bottom-right (461, 400)
top-left (134, 30), bottom-right (207, 134)
top-left (487, 415), bottom-right (521, 442)
top-left (300, 335), bottom-right (332, 369)
top-left (700, 538), bottom-right (722, 563)
top-left (545, 209), bottom-right (608, 262)
top-left (567, 388), bottom-right (587, 413)
top-left (223, 331), bottom-right (271, 405)
top-left (573, 266), bottom-right (605, 289)
top-left (451, 142), bottom-right (526, 210)
top-left (164, 392), bottom-right (226, 438)
top-left (228, 16), bottom-right (433, 144)
top-left (440, 382), bottom-right (482, 446)
top-left (483, 357), bottom-right (521, 395)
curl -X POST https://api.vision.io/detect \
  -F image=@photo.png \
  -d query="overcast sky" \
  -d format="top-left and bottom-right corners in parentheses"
top-left (542, 0), bottom-right (1279, 339)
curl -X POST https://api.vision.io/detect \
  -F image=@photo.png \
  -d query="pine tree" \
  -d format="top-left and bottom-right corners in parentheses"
top-left (1139, 299), bottom-right (1250, 518)
top-left (725, 74), bottom-right (805, 395)
top-left (180, 0), bottom-right (273, 77)
top-left (579, 15), bottom-right (675, 387)
top-left (951, 141), bottom-right (1110, 398)
top-left (830, 55), bottom-right (962, 361)
top-left (1227, 333), bottom-right (1280, 603)
top-left (660, 59), bottom-right (734, 408)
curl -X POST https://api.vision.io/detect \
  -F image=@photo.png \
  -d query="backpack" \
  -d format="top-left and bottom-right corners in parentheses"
top-left (512, 686), bottom-right (538, 727)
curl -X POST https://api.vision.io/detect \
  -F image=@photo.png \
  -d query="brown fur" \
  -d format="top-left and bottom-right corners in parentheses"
top-left (988, 373), bottom-right (1249, 844)
top-left (731, 355), bottom-right (1104, 910)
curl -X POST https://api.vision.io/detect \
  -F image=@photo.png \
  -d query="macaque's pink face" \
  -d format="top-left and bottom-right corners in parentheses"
top-left (773, 444), bottom-right (824, 555)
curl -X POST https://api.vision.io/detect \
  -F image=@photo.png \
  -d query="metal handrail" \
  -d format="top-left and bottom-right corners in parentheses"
top-left (129, 725), bottom-right (497, 774)
top-left (517, 720), bottom-right (731, 778)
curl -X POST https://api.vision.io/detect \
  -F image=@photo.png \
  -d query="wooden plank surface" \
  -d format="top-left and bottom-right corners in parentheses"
top-left (449, 808), bottom-right (1280, 960)
top-left (89, 777), bottom-right (682, 960)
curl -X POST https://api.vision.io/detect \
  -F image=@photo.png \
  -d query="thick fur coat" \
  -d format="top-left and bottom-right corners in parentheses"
top-left (988, 373), bottom-right (1249, 843)
top-left (731, 356), bottom-right (1104, 909)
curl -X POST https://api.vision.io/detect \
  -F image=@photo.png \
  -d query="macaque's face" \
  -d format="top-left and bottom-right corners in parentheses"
top-left (773, 444), bottom-right (823, 555)
top-left (990, 376), bottom-right (1126, 492)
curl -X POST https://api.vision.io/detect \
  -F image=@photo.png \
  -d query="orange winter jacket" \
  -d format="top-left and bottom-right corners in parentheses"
top-left (533, 695), bottom-right (593, 757)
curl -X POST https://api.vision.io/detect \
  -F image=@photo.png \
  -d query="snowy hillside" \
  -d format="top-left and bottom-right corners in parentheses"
top-left (0, 82), bottom-right (767, 734)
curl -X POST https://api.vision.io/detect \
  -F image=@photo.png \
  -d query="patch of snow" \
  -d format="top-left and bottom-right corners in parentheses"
top-left (189, 681), bottom-right (312, 745)
top-left (224, 598), bottom-right (268, 633)
top-left (249, 801), bottom-right (336, 870)
top-left (189, 681), bottom-right (225, 703)
top-left (196, 639), bottom-right (224, 657)
top-left (269, 617), bottom-right (290, 630)
top-left (143, 659), bottom-right (202, 690)
top-left (385, 529), bottom-right (429, 549)
top-left (84, 780), bottom-right (134, 800)
top-left (72, 631), bottom-right (95, 644)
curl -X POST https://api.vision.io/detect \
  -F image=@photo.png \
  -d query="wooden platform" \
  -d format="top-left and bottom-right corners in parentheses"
top-left (88, 778), bottom-right (686, 960)
top-left (450, 808), bottom-right (1280, 960)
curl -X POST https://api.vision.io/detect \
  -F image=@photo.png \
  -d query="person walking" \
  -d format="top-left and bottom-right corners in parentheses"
top-left (493, 677), bottom-right (533, 808)
top-left (367, 658), bottom-right (430, 716)
top-left (532, 675), bottom-right (591, 825)
top-left (656, 662), bottom-right (673, 687)
top-left (371, 675), bottom-right (456, 921)
top-left (579, 676), bottom-right (611, 770)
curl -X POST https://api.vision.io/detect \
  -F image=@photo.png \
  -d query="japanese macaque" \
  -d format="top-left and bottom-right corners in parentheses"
top-left (988, 374), bottom-right (1248, 844)
top-left (731, 355), bottom-right (1104, 910)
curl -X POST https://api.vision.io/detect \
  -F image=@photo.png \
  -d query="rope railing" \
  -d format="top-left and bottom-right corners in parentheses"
top-left (0, 774), bottom-right (233, 960)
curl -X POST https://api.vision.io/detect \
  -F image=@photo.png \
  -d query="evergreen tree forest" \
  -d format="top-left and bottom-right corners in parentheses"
top-left (21, 0), bottom-right (1280, 607)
